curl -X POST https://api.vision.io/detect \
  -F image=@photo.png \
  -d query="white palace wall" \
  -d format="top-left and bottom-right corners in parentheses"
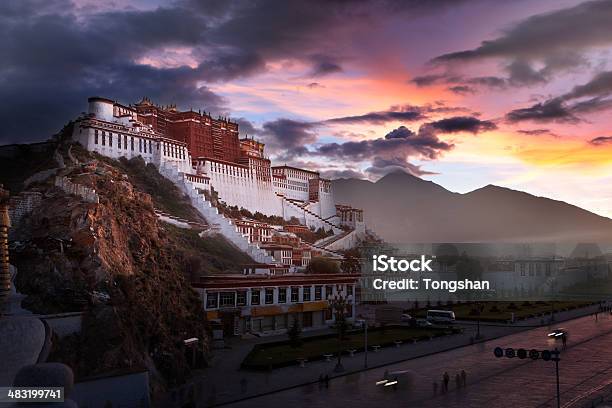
top-left (73, 121), bottom-right (192, 173)
top-left (197, 159), bottom-right (283, 216)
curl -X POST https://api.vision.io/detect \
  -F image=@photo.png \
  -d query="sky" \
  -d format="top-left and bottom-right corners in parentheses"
top-left (2, 0), bottom-right (612, 217)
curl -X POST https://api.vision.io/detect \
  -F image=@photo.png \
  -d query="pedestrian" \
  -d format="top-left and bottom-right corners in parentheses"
top-left (461, 370), bottom-right (467, 387)
top-left (443, 372), bottom-right (450, 393)
top-left (433, 381), bottom-right (438, 396)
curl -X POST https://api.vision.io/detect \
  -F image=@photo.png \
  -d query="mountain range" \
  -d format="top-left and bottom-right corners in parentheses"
top-left (332, 171), bottom-right (612, 243)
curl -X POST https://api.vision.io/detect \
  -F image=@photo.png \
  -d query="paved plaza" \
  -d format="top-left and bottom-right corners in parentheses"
top-left (225, 310), bottom-right (612, 408)
top-left (189, 304), bottom-right (604, 407)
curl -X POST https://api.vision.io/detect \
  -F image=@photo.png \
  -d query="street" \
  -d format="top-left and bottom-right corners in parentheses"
top-left (225, 311), bottom-right (612, 408)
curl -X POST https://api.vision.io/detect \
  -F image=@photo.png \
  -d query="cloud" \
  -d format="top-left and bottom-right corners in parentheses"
top-left (517, 129), bottom-right (558, 137)
top-left (410, 74), bottom-right (461, 87)
top-left (589, 136), bottom-right (612, 146)
top-left (428, 116), bottom-right (497, 134)
top-left (433, 1), bottom-right (612, 63)
top-left (320, 168), bottom-right (366, 180)
top-left (308, 56), bottom-right (343, 77)
top-left (506, 99), bottom-right (576, 123)
top-left (466, 76), bottom-right (507, 89)
top-left (429, 1), bottom-right (611, 88)
top-left (448, 85), bottom-right (475, 95)
top-left (365, 156), bottom-right (437, 178)
top-left (315, 125), bottom-right (454, 161)
top-left (324, 105), bottom-right (427, 125)
top-left (260, 118), bottom-right (317, 157)
top-left (0, 0), bottom-right (475, 144)
top-left (506, 70), bottom-right (612, 123)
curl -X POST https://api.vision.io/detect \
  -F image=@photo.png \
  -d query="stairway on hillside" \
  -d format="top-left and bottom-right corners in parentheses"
top-left (277, 193), bottom-right (342, 234)
top-left (158, 164), bottom-right (276, 264)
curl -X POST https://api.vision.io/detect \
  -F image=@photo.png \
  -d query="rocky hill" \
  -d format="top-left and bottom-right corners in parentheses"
top-left (333, 171), bottom-right (612, 243)
top-left (2, 132), bottom-right (253, 391)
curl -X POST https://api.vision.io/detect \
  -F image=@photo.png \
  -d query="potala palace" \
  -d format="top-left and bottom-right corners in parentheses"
top-left (72, 96), bottom-right (369, 270)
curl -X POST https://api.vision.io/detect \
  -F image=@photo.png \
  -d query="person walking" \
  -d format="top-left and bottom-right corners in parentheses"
top-left (461, 370), bottom-right (467, 387)
top-left (443, 372), bottom-right (450, 393)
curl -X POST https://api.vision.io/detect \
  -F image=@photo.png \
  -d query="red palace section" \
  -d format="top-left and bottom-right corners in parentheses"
top-left (134, 97), bottom-right (240, 162)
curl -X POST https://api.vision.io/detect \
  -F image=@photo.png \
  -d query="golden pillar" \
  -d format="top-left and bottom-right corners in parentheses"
top-left (0, 184), bottom-right (10, 308)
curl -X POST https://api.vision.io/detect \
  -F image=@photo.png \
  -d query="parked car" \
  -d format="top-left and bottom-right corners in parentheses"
top-left (426, 310), bottom-right (456, 324)
top-left (416, 319), bottom-right (433, 327)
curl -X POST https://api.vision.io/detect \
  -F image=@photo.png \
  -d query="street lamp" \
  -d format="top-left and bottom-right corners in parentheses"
top-left (328, 290), bottom-right (352, 373)
top-left (356, 319), bottom-right (368, 368)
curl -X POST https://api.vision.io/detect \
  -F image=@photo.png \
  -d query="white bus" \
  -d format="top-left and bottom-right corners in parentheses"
top-left (426, 310), bottom-right (456, 324)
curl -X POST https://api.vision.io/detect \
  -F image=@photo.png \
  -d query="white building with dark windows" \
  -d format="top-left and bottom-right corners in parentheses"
top-left (194, 274), bottom-right (357, 335)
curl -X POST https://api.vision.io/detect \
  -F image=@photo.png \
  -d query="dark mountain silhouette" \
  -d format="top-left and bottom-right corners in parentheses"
top-left (332, 171), bottom-right (612, 243)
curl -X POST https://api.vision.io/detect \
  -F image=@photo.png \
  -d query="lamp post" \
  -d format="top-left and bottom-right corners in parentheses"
top-left (328, 290), bottom-right (352, 373)
top-left (356, 318), bottom-right (368, 368)
top-left (0, 184), bottom-right (10, 314)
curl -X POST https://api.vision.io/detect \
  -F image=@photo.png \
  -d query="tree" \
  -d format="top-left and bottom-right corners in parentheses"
top-left (340, 248), bottom-right (361, 274)
top-left (305, 257), bottom-right (340, 274)
top-left (288, 318), bottom-right (302, 348)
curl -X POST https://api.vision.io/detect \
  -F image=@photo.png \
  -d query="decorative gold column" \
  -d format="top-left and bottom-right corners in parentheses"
top-left (0, 184), bottom-right (10, 308)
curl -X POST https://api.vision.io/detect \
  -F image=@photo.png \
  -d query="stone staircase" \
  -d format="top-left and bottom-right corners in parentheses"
top-left (277, 193), bottom-right (342, 234)
top-left (159, 164), bottom-right (276, 264)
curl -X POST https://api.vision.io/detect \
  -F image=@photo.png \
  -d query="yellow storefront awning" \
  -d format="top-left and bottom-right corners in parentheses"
top-left (302, 300), bottom-right (329, 312)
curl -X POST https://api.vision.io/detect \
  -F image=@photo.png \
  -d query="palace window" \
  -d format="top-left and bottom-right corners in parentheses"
top-left (108, 133), bottom-right (112, 147)
top-left (219, 292), bottom-right (235, 308)
top-left (131, 137), bottom-right (134, 151)
top-left (236, 291), bottom-right (247, 306)
top-left (265, 288), bottom-right (274, 304)
top-left (117, 135), bottom-right (121, 149)
top-left (325, 285), bottom-right (333, 299)
top-left (102, 131), bottom-right (106, 146)
top-left (139, 138), bottom-right (142, 153)
top-left (291, 287), bottom-right (299, 303)
top-left (124, 135), bottom-right (128, 149)
top-left (149, 140), bottom-right (152, 153)
top-left (303, 286), bottom-right (311, 302)
top-left (347, 285), bottom-right (354, 297)
top-left (315, 285), bottom-right (322, 300)
top-left (206, 292), bottom-right (218, 309)
top-left (251, 289), bottom-right (260, 305)
top-left (278, 287), bottom-right (287, 303)
top-left (94, 130), bottom-right (99, 144)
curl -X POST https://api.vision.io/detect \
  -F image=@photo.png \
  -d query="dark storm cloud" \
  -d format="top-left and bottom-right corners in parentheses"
top-left (589, 136), bottom-right (612, 146)
top-left (428, 116), bottom-right (497, 134)
top-left (1, 0), bottom-right (473, 144)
